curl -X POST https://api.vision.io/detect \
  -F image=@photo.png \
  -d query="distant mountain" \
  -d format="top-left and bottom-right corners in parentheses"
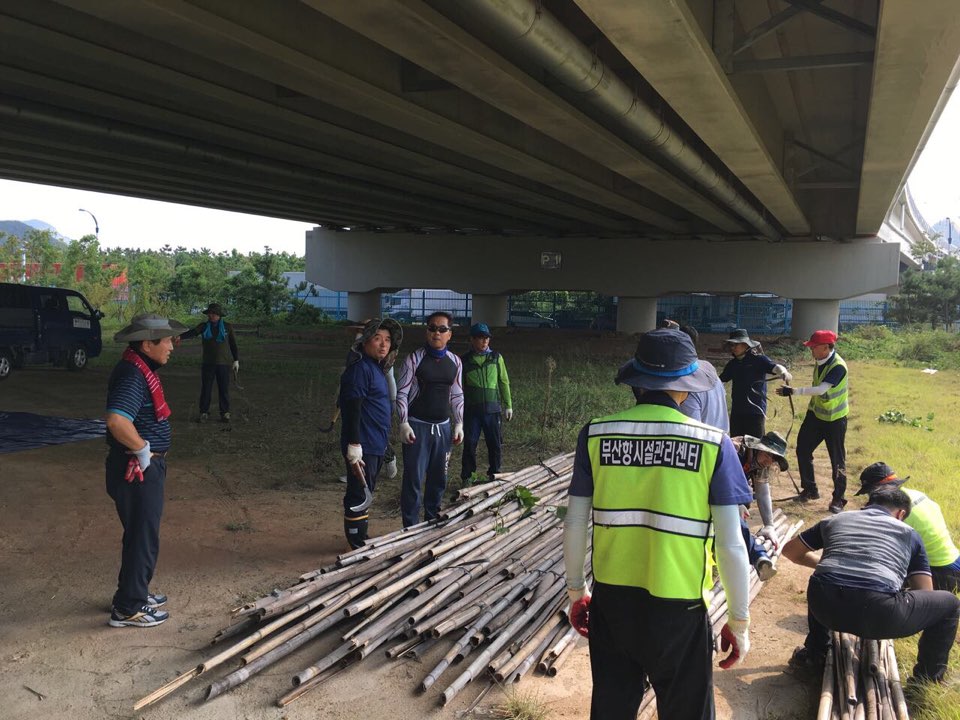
top-left (0, 220), bottom-right (36, 238)
top-left (24, 219), bottom-right (57, 232)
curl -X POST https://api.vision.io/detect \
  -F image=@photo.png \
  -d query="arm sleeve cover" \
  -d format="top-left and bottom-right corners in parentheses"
top-left (563, 495), bottom-right (592, 591)
top-left (794, 381), bottom-right (834, 396)
top-left (713, 503), bottom-right (751, 621)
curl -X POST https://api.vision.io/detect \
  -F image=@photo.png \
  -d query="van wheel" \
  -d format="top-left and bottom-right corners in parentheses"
top-left (67, 345), bottom-right (88, 371)
top-left (0, 350), bottom-right (12, 380)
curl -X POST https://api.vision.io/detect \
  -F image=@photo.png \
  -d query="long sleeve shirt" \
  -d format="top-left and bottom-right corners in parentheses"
top-left (396, 346), bottom-right (464, 425)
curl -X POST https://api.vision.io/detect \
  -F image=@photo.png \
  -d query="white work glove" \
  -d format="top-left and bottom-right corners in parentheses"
top-left (400, 422), bottom-right (416, 444)
top-left (452, 423), bottom-right (464, 445)
top-left (758, 525), bottom-right (781, 550)
top-left (504, 408), bottom-right (513, 421)
top-left (132, 440), bottom-right (152, 472)
top-left (345, 443), bottom-right (363, 465)
top-left (775, 365), bottom-right (792, 384)
top-left (739, 505), bottom-right (750, 520)
top-left (232, 360), bottom-right (239, 372)
top-left (719, 617), bottom-right (750, 668)
top-left (566, 586), bottom-right (585, 604)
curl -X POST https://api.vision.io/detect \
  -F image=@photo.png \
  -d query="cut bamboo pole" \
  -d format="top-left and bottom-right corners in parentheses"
top-left (819, 644), bottom-right (836, 720)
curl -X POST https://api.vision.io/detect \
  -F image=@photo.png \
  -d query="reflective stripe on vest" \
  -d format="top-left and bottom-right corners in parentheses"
top-left (904, 488), bottom-right (960, 567)
top-left (588, 403), bottom-right (721, 605)
top-left (809, 352), bottom-right (849, 421)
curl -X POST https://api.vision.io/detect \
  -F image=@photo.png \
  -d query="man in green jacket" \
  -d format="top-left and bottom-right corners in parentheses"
top-left (180, 302), bottom-right (239, 423)
top-left (460, 323), bottom-right (512, 484)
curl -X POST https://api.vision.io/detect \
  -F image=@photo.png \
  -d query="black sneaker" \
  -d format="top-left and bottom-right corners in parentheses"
top-left (109, 605), bottom-right (169, 628)
top-left (787, 646), bottom-right (824, 675)
top-left (221, 412), bottom-right (231, 423)
top-left (829, 498), bottom-right (847, 514)
top-left (795, 488), bottom-right (821, 503)
top-left (147, 592), bottom-right (168, 609)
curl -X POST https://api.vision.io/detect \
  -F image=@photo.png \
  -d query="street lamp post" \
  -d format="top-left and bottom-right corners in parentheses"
top-left (78, 208), bottom-right (99, 239)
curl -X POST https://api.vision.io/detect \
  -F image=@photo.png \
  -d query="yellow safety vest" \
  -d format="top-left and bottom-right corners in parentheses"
top-left (588, 403), bottom-right (723, 605)
top-left (904, 487), bottom-right (960, 568)
top-left (809, 352), bottom-right (849, 421)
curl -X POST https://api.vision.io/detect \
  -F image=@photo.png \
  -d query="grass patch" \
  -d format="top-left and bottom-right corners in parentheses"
top-left (225, 521), bottom-right (252, 532)
top-left (490, 688), bottom-right (551, 720)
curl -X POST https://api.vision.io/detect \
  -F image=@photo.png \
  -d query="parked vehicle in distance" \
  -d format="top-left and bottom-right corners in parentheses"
top-left (0, 283), bottom-right (103, 380)
top-left (507, 311), bottom-right (558, 328)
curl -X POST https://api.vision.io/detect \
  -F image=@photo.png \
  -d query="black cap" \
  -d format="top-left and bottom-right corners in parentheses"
top-left (855, 462), bottom-right (908, 495)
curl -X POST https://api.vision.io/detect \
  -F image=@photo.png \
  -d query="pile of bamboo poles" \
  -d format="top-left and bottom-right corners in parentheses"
top-left (817, 634), bottom-right (910, 720)
top-left (135, 452), bottom-right (799, 712)
top-left (636, 509), bottom-right (803, 720)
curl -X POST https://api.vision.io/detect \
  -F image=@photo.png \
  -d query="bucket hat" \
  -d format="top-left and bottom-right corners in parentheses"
top-left (348, 317), bottom-right (403, 369)
top-left (723, 328), bottom-right (759, 348)
top-left (114, 313), bottom-right (189, 342)
top-left (743, 431), bottom-right (789, 471)
top-left (202, 302), bottom-right (226, 316)
top-left (855, 462), bottom-right (908, 495)
top-left (615, 328), bottom-right (719, 393)
top-left (469, 322), bottom-right (491, 338)
top-left (804, 329), bottom-right (838, 347)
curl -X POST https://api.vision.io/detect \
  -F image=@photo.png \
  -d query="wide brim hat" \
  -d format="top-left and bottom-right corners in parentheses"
top-left (350, 317), bottom-right (403, 368)
top-left (202, 302), bottom-right (226, 316)
top-left (723, 328), bottom-right (759, 348)
top-left (855, 461), bottom-right (908, 495)
top-left (615, 328), bottom-right (719, 393)
top-left (114, 313), bottom-right (189, 342)
top-left (743, 431), bottom-right (789, 471)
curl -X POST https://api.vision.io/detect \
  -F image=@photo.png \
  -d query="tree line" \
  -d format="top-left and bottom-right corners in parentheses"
top-left (0, 228), bottom-right (324, 323)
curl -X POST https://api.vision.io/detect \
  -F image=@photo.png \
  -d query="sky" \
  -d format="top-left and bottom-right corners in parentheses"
top-left (1, 88), bottom-right (959, 250)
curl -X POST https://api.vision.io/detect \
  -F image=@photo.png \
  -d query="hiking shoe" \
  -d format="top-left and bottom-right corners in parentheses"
top-left (795, 488), bottom-right (820, 503)
top-left (829, 498), bottom-right (847, 514)
top-left (384, 457), bottom-right (398, 479)
top-left (787, 646), bottom-right (824, 675)
top-left (109, 605), bottom-right (169, 628)
top-left (221, 412), bottom-right (231, 423)
top-left (147, 592), bottom-right (167, 609)
top-left (199, 412), bottom-right (209, 423)
top-left (756, 558), bottom-right (777, 582)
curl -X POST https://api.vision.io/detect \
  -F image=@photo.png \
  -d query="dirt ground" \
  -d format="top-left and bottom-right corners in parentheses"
top-left (0, 333), bottom-right (826, 720)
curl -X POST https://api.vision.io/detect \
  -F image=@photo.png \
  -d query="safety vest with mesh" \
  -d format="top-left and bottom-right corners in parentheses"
top-left (809, 352), bottom-right (849, 421)
top-left (587, 403), bottom-right (723, 605)
top-left (904, 487), bottom-right (960, 567)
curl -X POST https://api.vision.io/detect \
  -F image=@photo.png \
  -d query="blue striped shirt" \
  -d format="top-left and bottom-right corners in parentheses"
top-left (106, 356), bottom-right (172, 452)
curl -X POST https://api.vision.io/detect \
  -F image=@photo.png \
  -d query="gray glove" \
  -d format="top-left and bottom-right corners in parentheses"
top-left (133, 440), bottom-right (152, 472)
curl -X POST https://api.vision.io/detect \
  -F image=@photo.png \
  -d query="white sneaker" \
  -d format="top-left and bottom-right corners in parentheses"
top-left (385, 457), bottom-right (398, 479)
top-left (338, 475), bottom-right (348, 483)
top-left (756, 558), bottom-right (777, 582)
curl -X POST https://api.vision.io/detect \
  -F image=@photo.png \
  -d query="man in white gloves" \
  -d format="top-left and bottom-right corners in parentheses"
top-left (339, 318), bottom-right (403, 548)
top-left (396, 311), bottom-right (464, 528)
top-left (179, 301), bottom-right (240, 423)
top-left (563, 328), bottom-right (754, 720)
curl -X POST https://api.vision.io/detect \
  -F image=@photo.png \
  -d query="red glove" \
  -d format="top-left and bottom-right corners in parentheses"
top-left (124, 457), bottom-right (144, 483)
top-left (718, 618), bottom-right (750, 669)
top-left (570, 595), bottom-right (591, 638)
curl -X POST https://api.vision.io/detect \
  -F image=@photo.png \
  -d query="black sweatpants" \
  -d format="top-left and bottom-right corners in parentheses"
top-left (729, 413), bottom-right (764, 439)
top-left (589, 582), bottom-right (715, 720)
top-left (805, 577), bottom-right (960, 682)
top-left (199, 363), bottom-right (230, 415)
top-left (460, 409), bottom-right (502, 481)
top-left (796, 412), bottom-right (847, 500)
top-left (106, 451), bottom-right (166, 615)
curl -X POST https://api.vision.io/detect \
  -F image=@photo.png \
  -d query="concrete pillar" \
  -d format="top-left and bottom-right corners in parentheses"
top-left (791, 299), bottom-right (839, 340)
top-left (347, 291), bottom-right (382, 322)
top-left (616, 297), bottom-right (658, 334)
top-left (470, 293), bottom-right (509, 327)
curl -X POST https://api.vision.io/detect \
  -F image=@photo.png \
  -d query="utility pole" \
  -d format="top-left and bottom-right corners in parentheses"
top-left (78, 208), bottom-right (99, 239)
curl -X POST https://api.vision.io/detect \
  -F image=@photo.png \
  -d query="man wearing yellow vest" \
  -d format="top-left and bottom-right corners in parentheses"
top-left (563, 329), bottom-right (754, 720)
top-left (776, 329), bottom-right (848, 514)
top-left (856, 462), bottom-right (960, 593)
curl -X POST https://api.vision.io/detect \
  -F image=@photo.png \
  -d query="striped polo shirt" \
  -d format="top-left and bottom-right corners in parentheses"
top-left (105, 354), bottom-right (172, 452)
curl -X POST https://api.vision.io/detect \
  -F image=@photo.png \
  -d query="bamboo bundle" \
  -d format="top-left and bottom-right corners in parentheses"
top-left (135, 451), bottom-right (797, 713)
top-left (818, 635), bottom-right (911, 719)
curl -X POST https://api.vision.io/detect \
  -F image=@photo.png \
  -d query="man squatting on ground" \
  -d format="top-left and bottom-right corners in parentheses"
top-left (104, 312), bottom-right (188, 628)
top-left (563, 329), bottom-right (753, 720)
top-left (396, 311), bottom-right (464, 528)
top-left (782, 487), bottom-right (960, 684)
top-left (339, 318), bottom-right (402, 549)
top-left (674, 324), bottom-right (778, 582)
top-left (776, 329), bottom-right (849, 514)
top-left (460, 322), bottom-right (513, 485)
top-left (179, 302), bottom-right (239, 423)
top-left (720, 328), bottom-right (792, 438)
top-left (855, 461), bottom-right (960, 593)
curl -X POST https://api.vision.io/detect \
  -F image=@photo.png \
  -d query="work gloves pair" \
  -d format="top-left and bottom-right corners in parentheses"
top-left (399, 422), bottom-right (464, 446)
top-left (125, 441), bottom-right (153, 483)
top-left (565, 588), bottom-right (750, 669)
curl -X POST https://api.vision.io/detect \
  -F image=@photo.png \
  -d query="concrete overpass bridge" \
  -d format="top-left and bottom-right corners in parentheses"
top-left (1, 1), bottom-right (958, 334)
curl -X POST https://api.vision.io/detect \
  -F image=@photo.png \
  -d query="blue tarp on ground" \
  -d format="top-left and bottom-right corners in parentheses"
top-left (0, 411), bottom-right (106, 454)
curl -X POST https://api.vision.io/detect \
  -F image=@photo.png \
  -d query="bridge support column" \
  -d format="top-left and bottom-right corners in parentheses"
top-left (470, 294), bottom-right (508, 327)
top-left (347, 291), bottom-right (382, 322)
top-left (617, 297), bottom-right (658, 334)
top-left (791, 299), bottom-right (839, 340)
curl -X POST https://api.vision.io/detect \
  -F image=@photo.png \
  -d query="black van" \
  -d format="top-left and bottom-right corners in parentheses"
top-left (0, 283), bottom-right (104, 379)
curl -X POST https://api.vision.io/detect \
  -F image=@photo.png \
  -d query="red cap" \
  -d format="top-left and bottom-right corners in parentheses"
top-left (803, 330), bottom-right (837, 347)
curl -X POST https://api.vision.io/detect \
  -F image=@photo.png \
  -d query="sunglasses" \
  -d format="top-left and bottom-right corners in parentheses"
top-left (427, 324), bottom-right (451, 333)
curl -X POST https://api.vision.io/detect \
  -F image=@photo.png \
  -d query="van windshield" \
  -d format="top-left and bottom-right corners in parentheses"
top-left (66, 294), bottom-right (92, 316)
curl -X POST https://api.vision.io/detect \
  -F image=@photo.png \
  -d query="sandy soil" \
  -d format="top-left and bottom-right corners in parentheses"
top-left (0, 343), bottom-right (828, 720)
